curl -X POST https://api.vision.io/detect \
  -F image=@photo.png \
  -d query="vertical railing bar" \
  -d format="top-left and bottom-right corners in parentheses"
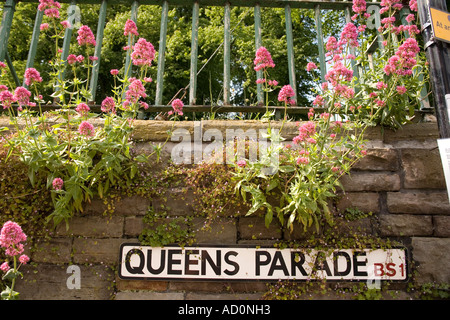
top-left (5, 50), bottom-right (20, 87)
top-left (155, 0), bottom-right (169, 106)
top-left (59, 0), bottom-right (77, 82)
top-left (254, 3), bottom-right (263, 105)
top-left (89, 0), bottom-right (108, 102)
top-left (0, 0), bottom-right (17, 63)
top-left (189, 1), bottom-right (199, 106)
top-left (284, 4), bottom-right (297, 104)
top-left (314, 5), bottom-right (326, 83)
top-left (124, 0), bottom-right (139, 81)
top-left (23, 8), bottom-right (44, 87)
top-left (223, 1), bottom-right (231, 105)
top-left (345, 6), bottom-right (358, 80)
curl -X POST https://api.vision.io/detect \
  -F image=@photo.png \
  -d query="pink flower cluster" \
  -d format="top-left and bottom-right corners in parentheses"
top-left (0, 221), bottom-right (27, 258)
top-left (278, 85), bottom-right (295, 105)
top-left (169, 99), bottom-right (184, 116)
top-left (24, 68), bottom-right (43, 86)
top-left (52, 177), bottom-right (64, 190)
top-left (67, 54), bottom-right (85, 65)
top-left (293, 121), bottom-right (316, 144)
top-left (78, 121), bottom-right (95, 137)
top-left (254, 47), bottom-right (275, 71)
top-left (77, 25), bottom-right (96, 47)
top-left (379, 0), bottom-right (403, 15)
top-left (101, 97), bottom-right (116, 114)
top-left (38, 0), bottom-right (61, 19)
top-left (14, 87), bottom-right (33, 109)
top-left (76, 102), bottom-right (90, 116)
top-left (131, 38), bottom-right (156, 67)
top-left (124, 79), bottom-right (147, 108)
top-left (124, 19), bottom-right (139, 37)
top-left (383, 38), bottom-right (420, 76)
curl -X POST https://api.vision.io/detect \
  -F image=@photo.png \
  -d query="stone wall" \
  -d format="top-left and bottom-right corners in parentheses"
top-left (14, 121), bottom-right (450, 300)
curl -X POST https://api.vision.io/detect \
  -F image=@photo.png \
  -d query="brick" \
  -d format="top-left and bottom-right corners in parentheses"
top-left (31, 238), bottom-right (73, 264)
top-left (401, 148), bottom-right (446, 189)
top-left (336, 192), bottom-right (380, 213)
top-left (379, 214), bottom-right (433, 236)
top-left (387, 192), bottom-right (450, 214)
top-left (353, 148), bottom-right (399, 171)
top-left (238, 216), bottom-right (282, 240)
top-left (114, 195), bottom-right (151, 216)
top-left (191, 217), bottom-right (237, 244)
top-left (340, 172), bottom-right (400, 192)
top-left (55, 215), bottom-right (124, 238)
top-left (73, 238), bottom-right (125, 264)
top-left (186, 293), bottom-right (264, 300)
top-left (412, 237), bottom-right (450, 284)
top-left (153, 187), bottom-right (194, 216)
top-left (433, 216), bottom-right (450, 237)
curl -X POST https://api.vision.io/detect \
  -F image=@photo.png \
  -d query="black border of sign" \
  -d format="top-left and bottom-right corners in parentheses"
top-left (429, 6), bottom-right (450, 44)
top-left (117, 243), bottom-right (409, 283)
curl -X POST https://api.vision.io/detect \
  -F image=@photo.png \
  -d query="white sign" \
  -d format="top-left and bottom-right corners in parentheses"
top-left (438, 138), bottom-right (450, 203)
top-left (119, 244), bottom-right (407, 281)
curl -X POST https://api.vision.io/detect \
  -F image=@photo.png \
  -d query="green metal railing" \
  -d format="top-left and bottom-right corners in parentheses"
top-left (1, 0), bottom-right (424, 116)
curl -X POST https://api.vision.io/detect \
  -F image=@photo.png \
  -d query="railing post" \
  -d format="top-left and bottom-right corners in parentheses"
top-left (124, 0), bottom-right (139, 81)
top-left (89, 0), bottom-right (108, 102)
top-left (59, 0), bottom-right (77, 82)
top-left (284, 4), bottom-right (297, 104)
top-left (189, 1), bottom-right (200, 105)
top-left (254, 4), bottom-right (264, 105)
top-left (223, 1), bottom-right (231, 105)
top-left (23, 8), bottom-right (44, 87)
top-left (155, 1), bottom-right (169, 106)
top-left (0, 0), bottom-right (17, 62)
top-left (314, 5), bottom-right (326, 83)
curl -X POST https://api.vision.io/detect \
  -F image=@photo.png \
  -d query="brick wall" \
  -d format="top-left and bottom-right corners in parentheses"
top-left (14, 121), bottom-right (450, 300)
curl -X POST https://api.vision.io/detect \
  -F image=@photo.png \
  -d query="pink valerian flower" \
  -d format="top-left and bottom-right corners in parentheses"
top-left (380, 0), bottom-right (403, 15)
top-left (143, 77), bottom-right (153, 83)
top-left (78, 121), bottom-right (95, 137)
top-left (38, 0), bottom-right (61, 11)
top-left (339, 23), bottom-right (359, 48)
top-left (13, 87), bottom-right (32, 108)
top-left (324, 61), bottom-right (353, 86)
top-left (169, 98), bottom-right (184, 116)
top-left (40, 23), bottom-right (49, 31)
top-left (77, 25), bottom-right (96, 47)
top-left (139, 101), bottom-right (149, 110)
top-left (125, 79), bottom-right (147, 105)
top-left (75, 102), bottom-right (90, 116)
top-left (296, 157), bottom-right (309, 165)
top-left (409, 0), bottom-right (417, 12)
top-left (19, 254), bottom-right (30, 265)
top-left (60, 20), bottom-right (70, 29)
top-left (313, 95), bottom-right (324, 107)
top-left (293, 121), bottom-right (316, 144)
top-left (101, 97), bottom-right (116, 114)
top-left (0, 262), bottom-right (10, 272)
top-left (254, 46), bottom-right (275, 71)
top-left (352, 0), bottom-right (367, 14)
top-left (52, 177), bottom-right (64, 190)
top-left (376, 81), bottom-right (388, 90)
top-left (0, 90), bottom-right (15, 109)
top-left (24, 68), bottom-right (43, 86)
top-left (383, 38), bottom-right (420, 76)
top-left (396, 86), bottom-right (407, 95)
top-left (0, 221), bottom-right (27, 257)
top-left (306, 62), bottom-right (318, 72)
top-left (278, 85), bottom-right (295, 105)
top-left (237, 159), bottom-right (247, 168)
top-left (124, 19), bottom-right (139, 37)
top-left (131, 38), bottom-right (156, 67)
top-left (110, 69), bottom-right (119, 76)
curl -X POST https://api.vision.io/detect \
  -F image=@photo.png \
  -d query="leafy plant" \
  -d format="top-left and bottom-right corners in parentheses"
top-left (0, 3), bottom-right (161, 228)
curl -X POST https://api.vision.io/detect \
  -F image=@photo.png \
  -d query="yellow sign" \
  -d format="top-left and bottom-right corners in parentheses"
top-left (429, 7), bottom-right (450, 43)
